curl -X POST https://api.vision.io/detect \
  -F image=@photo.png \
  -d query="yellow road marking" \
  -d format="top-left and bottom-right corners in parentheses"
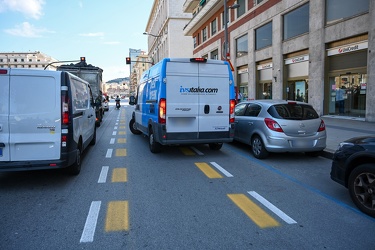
top-left (112, 168), bottom-right (127, 182)
top-left (117, 138), bottom-right (126, 144)
top-left (105, 201), bottom-right (129, 231)
top-left (115, 148), bottom-right (127, 156)
top-left (120, 121), bottom-right (126, 124)
top-left (118, 131), bottom-right (126, 135)
top-left (180, 147), bottom-right (195, 156)
top-left (195, 162), bottom-right (223, 178)
top-left (119, 126), bottom-right (126, 129)
top-left (228, 194), bottom-right (280, 228)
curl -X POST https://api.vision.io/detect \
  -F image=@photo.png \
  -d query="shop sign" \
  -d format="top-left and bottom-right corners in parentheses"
top-left (327, 41), bottom-right (368, 56)
top-left (285, 55), bottom-right (309, 65)
top-left (257, 63), bottom-right (273, 70)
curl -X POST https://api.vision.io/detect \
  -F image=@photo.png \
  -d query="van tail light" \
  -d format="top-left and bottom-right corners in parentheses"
top-left (229, 99), bottom-right (236, 123)
top-left (0, 69), bottom-right (8, 74)
top-left (159, 98), bottom-right (166, 124)
top-left (62, 93), bottom-right (69, 125)
top-left (264, 118), bottom-right (284, 132)
top-left (61, 135), bottom-right (67, 147)
top-left (318, 119), bottom-right (326, 132)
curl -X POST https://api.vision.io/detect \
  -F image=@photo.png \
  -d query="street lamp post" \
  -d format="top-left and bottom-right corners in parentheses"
top-left (223, 1), bottom-right (240, 61)
top-left (143, 32), bottom-right (163, 64)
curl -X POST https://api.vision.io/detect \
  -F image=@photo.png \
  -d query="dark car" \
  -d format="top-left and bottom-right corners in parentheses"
top-left (330, 136), bottom-right (375, 218)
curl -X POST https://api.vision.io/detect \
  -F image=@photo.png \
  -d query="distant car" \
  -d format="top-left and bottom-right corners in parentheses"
top-left (234, 100), bottom-right (326, 159)
top-left (330, 136), bottom-right (375, 218)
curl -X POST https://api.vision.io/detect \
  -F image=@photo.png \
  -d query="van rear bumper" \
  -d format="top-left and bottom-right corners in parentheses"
top-left (0, 151), bottom-right (76, 172)
top-left (157, 130), bottom-right (235, 145)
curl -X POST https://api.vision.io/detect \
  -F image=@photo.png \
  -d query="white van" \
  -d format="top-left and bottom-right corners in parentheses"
top-left (129, 58), bottom-right (236, 153)
top-left (0, 68), bottom-right (96, 175)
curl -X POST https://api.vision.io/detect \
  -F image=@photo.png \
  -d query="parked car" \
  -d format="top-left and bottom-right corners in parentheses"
top-left (330, 136), bottom-right (375, 218)
top-left (234, 100), bottom-right (326, 159)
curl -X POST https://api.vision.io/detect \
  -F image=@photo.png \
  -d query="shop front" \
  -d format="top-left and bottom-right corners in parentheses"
top-left (284, 53), bottom-right (309, 103)
top-left (326, 40), bottom-right (368, 118)
top-left (256, 61), bottom-right (272, 99)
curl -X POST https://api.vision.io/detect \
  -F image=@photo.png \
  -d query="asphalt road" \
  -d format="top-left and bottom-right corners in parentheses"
top-left (1, 102), bottom-right (374, 250)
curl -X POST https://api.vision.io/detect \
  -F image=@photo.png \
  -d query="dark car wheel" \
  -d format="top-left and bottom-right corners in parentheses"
top-left (209, 143), bottom-right (223, 150)
top-left (251, 135), bottom-right (269, 159)
top-left (348, 164), bottom-right (375, 218)
top-left (129, 118), bottom-right (142, 135)
top-left (149, 128), bottom-right (162, 153)
top-left (67, 144), bottom-right (82, 176)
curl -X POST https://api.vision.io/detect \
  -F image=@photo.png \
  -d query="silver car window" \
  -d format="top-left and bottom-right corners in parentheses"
top-left (268, 104), bottom-right (319, 120)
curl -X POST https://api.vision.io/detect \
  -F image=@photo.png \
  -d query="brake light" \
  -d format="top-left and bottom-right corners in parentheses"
top-left (61, 135), bottom-right (67, 147)
top-left (264, 118), bottom-right (283, 132)
top-left (62, 93), bottom-right (69, 125)
top-left (190, 58), bottom-right (207, 63)
top-left (229, 99), bottom-right (236, 123)
top-left (318, 119), bottom-right (326, 132)
top-left (159, 98), bottom-right (166, 124)
top-left (0, 69), bottom-right (8, 74)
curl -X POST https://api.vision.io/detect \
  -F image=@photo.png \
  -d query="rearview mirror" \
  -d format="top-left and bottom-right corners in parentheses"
top-left (129, 96), bottom-right (136, 105)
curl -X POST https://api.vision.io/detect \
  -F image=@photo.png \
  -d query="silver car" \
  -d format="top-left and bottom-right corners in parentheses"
top-left (234, 100), bottom-right (327, 159)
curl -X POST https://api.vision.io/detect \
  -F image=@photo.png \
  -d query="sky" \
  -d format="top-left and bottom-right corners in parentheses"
top-left (0, 0), bottom-right (154, 82)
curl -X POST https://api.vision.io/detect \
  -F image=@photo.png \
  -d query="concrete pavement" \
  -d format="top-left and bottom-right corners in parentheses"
top-left (320, 115), bottom-right (375, 159)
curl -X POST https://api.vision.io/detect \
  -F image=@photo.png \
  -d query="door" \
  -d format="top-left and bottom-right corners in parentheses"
top-left (0, 71), bottom-right (10, 161)
top-left (9, 73), bottom-right (61, 161)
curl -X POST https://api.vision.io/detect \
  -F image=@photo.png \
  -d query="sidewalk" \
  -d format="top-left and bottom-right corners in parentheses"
top-left (320, 115), bottom-right (375, 159)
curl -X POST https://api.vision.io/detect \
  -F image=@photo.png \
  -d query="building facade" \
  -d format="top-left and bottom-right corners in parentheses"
top-left (0, 51), bottom-right (58, 70)
top-left (183, 0), bottom-right (375, 122)
top-left (146, 0), bottom-right (194, 64)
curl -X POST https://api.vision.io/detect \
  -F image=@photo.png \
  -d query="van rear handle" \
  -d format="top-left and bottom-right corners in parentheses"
top-left (0, 143), bottom-right (5, 147)
top-left (204, 105), bottom-right (210, 114)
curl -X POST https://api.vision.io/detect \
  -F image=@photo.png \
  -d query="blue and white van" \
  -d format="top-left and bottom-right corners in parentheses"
top-left (0, 68), bottom-right (96, 175)
top-left (128, 58), bottom-right (236, 153)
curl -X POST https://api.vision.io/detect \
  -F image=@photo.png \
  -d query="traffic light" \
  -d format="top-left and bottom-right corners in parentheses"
top-left (80, 57), bottom-right (86, 62)
top-left (126, 57), bottom-right (131, 64)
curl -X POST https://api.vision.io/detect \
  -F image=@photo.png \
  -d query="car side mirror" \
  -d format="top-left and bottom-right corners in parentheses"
top-left (129, 96), bottom-right (136, 105)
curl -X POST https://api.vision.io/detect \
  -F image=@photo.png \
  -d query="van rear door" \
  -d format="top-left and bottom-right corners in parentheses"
top-left (165, 60), bottom-right (200, 135)
top-left (0, 69), bottom-right (10, 161)
top-left (8, 70), bottom-right (62, 161)
top-left (196, 61), bottom-right (230, 133)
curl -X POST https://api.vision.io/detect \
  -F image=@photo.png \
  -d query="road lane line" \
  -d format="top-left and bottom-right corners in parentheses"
top-left (210, 162), bottom-right (233, 177)
top-left (227, 194), bottom-right (280, 228)
top-left (80, 201), bottom-right (101, 243)
top-left (118, 131), bottom-right (126, 135)
top-left (247, 191), bottom-right (297, 224)
top-left (117, 138), bottom-right (126, 144)
top-left (180, 147), bottom-right (196, 155)
top-left (105, 201), bottom-right (129, 232)
top-left (195, 162), bottom-right (223, 178)
top-left (98, 166), bottom-right (109, 183)
top-left (112, 131), bottom-right (117, 136)
top-left (116, 148), bottom-right (127, 156)
top-left (119, 126), bottom-right (126, 129)
top-left (110, 138), bottom-right (115, 144)
top-left (114, 126), bottom-right (118, 130)
top-left (191, 146), bottom-right (204, 155)
top-left (112, 168), bottom-right (127, 182)
top-left (106, 149), bottom-right (113, 158)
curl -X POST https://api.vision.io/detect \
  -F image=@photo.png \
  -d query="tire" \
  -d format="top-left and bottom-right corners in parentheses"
top-left (129, 118), bottom-right (142, 135)
top-left (90, 127), bottom-right (96, 146)
top-left (348, 164), bottom-right (375, 218)
top-left (149, 128), bottom-right (162, 153)
top-left (67, 144), bottom-right (82, 176)
top-left (209, 143), bottom-right (223, 150)
top-left (251, 135), bottom-right (269, 159)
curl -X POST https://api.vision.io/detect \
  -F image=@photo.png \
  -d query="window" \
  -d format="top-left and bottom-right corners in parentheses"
top-left (255, 0), bottom-right (265, 4)
top-left (237, 0), bottom-right (246, 17)
top-left (202, 27), bottom-right (207, 42)
top-left (0, 59), bottom-right (3, 62)
top-left (283, 3), bottom-right (309, 40)
top-left (29, 59), bottom-right (32, 62)
top-left (21, 59), bottom-right (24, 62)
top-left (14, 59), bottom-right (17, 62)
top-left (255, 22), bottom-right (272, 50)
top-left (326, 0), bottom-right (369, 25)
top-left (236, 34), bottom-right (248, 57)
top-left (211, 49), bottom-right (218, 60)
top-left (194, 36), bottom-right (197, 48)
top-left (211, 19), bottom-right (217, 36)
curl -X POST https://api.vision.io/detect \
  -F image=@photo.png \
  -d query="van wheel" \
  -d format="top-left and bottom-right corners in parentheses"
top-left (90, 127), bottom-right (96, 146)
top-left (67, 144), bottom-right (82, 175)
top-left (129, 118), bottom-right (141, 135)
top-left (209, 143), bottom-right (223, 150)
top-left (149, 128), bottom-right (162, 153)
top-left (251, 135), bottom-right (269, 159)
